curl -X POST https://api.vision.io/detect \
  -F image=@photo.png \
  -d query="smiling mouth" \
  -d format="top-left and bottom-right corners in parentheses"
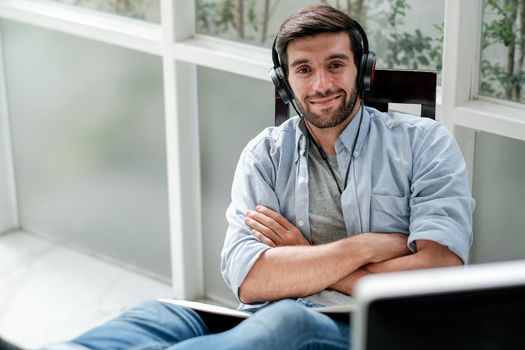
top-left (309, 94), bottom-right (342, 105)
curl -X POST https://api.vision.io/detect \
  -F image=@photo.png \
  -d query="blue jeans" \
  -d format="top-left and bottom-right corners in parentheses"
top-left (59, 299), bottom-right (350, 350)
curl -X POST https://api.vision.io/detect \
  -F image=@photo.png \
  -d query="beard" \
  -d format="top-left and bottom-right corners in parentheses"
top-left (297, 88), bottom-right (359, 129)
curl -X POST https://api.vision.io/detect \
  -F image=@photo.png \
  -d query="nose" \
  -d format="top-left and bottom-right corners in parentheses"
top-left (312, 69), bottom-right (333, 93)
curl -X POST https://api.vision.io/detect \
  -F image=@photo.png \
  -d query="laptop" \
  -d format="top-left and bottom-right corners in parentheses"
top-left (352, 260), bottom-right (525, 350)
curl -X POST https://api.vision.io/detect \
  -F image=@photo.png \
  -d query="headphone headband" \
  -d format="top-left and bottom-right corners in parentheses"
top-left (351, 19), bottom-right (369, 54)
top-left (271, 37), bottom-right (280, 69)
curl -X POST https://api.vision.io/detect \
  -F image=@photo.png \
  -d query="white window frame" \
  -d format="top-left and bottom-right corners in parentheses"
top-left (441, 0), bottom-right (525, 185)
top-left (0, 0), bottom-right (523, 299)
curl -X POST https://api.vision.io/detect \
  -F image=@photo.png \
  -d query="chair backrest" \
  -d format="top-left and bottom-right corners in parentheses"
top-left (274, 69), bottom-right (437, 126)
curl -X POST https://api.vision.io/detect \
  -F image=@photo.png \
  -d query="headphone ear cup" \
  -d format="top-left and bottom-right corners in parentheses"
top-left (270, 66), bottom-right (295, 104)
top-left (359, 51), bottom-right (376, 92)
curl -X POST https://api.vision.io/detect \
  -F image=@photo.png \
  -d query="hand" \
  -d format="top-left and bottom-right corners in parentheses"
top-left (329, 234), bottom-right (411, 295)
top-left (244, 205), bottom-right (310, 247)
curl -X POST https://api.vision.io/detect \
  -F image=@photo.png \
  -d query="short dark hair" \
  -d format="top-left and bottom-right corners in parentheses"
top-left (275, 5), bottom-right (364, 75)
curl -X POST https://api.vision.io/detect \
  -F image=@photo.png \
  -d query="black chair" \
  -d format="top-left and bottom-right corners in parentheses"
top-left (275, 69), bottom-right (437, 126)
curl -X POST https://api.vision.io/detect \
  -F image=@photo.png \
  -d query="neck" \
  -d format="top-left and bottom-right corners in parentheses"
top-left (306, 103), bottom-right (361, 155)
top-left (306, 124), bottom-right (343, 155)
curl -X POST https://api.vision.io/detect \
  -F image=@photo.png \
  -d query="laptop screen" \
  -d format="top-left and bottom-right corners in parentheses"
top-left (365, 285), bottom-right (525, 350)
top-left (353, 261), bottom-right (525, 350)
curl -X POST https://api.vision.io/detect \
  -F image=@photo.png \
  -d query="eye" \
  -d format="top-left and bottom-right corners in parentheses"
top-left (329, 62), bottom-right (344, 70)
top-left (296, 66), bottom-right (312, 74)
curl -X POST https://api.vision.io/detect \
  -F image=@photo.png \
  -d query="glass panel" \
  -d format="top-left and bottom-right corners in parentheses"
top-left (2, 20), bottom-right (170, 280)
top-left (0, 145), bottom-right (14, 233)
top-left (480, 0), bottom-right (525, 104)
top-left (198, 67), bottom-right (274, 304)
top-left (48, 0), bottom-right (161, 23)
top-left (196, 0), bottom-right (444, 72)
top-left (471, 132), bottom-right (525, 263)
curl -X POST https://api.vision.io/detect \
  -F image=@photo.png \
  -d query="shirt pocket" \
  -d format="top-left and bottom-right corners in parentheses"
top-left (370, 193), bottom-right (410, 233)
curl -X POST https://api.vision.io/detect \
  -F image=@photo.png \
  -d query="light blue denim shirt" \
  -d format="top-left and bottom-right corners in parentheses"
top-left (221, 106), bottom-right (475, 310)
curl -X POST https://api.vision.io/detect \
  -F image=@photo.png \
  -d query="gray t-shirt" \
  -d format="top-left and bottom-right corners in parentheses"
top-left (307, 139), bottom-right (347, 244)
top-left (305, 139), bottom-right (354, 306)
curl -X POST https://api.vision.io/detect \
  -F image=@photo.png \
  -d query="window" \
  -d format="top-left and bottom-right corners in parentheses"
top-left (49, 0), bottom-right (161, 23)
top-left (1, 19), bottom-right (170, 280)
top-left (441, 0), bottom-right (524, 142)
top-left (195, 0), bottom-right (445, 73)
top-left (1, 0), bottom-right (524, 302)
top-left (479, 0), bottom-right (525, 104)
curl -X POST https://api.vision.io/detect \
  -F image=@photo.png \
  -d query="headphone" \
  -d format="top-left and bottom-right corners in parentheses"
top-left (269, 18), bottom-right (376, 105)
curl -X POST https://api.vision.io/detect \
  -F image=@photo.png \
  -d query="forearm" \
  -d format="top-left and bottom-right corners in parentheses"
top-left (239, 232), bottom-right (411, 303)
top-left (366, 241), bottom-right (463, 273)
top-left (329, 267), bottom-right (370, 295)
top-left (239, 236), bottom-right (372, 304)
top-left (329, 240), bottom-right (463, 295)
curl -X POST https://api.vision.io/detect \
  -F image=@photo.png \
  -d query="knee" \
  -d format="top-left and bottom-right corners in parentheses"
top-left (122, 299), bottom-right (207, 337)
top-left (123, 299), bottom-right (192, 322)
top-left (250, 300), bottom-right (349, 348)
top-left (266, 299), bottom-right (310, 317)
top-left (255, 299), bottom-right (316, 332)
top-left (126, 299), bottom-right (167, 315)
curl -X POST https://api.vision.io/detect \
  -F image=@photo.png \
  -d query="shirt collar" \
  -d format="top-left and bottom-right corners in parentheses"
top-left (294, 117), bottom-right (308, 163)
top-left (293, 106), bottom-right (372, 160)
top-left (335, 106), bottom-right (371, 158)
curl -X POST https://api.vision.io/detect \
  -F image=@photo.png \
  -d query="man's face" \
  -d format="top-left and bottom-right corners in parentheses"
top-left (286, 32), bottom-right (360, 129)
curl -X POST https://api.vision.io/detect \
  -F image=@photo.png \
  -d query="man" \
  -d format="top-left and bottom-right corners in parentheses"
top-left (222, 5), bottom-right (472, 309)
top-left (39, 5), bottom-right (473, 350)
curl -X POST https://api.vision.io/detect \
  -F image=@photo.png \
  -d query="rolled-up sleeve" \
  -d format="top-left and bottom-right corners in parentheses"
top-left (221, 144), bottom-right (279, 301)
top-left (408, 123), bottom-right (475, 263)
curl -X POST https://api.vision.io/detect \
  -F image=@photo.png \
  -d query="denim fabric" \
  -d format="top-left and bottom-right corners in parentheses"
top-left (71, 300), bottom-right (209, 350)
top-left (221, 107), bottom-right (475, 311)
top-left (50, 300), bottom-right (349, 350)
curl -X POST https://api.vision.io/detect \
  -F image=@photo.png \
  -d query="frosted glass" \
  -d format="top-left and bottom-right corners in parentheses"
top-left (49, 0), bottom-right (161, 23)
top-left (198, 67), bottom-right (274, 304)
top-left (2, 20), bottom-right (170, 280)
top-left (471, 132), bottom-right (525, 263)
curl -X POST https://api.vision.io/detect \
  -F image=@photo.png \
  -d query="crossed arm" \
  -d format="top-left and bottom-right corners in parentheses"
top-left (239, 205), bottom-right (462, 304)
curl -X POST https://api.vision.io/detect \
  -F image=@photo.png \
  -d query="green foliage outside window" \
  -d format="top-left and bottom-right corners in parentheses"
top-left (480, 0), bottom-right (525, 103)
top-left (195, 0), bottom-right (444, 73)
top-left (196, 0), bottom-right (278, 44)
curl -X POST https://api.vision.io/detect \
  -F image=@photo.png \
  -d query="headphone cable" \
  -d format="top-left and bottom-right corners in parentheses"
top-left (297, 100), bottom-right (364, 195)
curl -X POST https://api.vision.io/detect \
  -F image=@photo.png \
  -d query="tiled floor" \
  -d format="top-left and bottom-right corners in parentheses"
top-left (0, 231), bottom-right (173, 349)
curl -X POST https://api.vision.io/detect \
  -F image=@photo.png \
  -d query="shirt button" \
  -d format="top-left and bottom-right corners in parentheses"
top-left (298, 177), bottom-right (305, 184)
top-left (297, 220), bottom-right (304, 227)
